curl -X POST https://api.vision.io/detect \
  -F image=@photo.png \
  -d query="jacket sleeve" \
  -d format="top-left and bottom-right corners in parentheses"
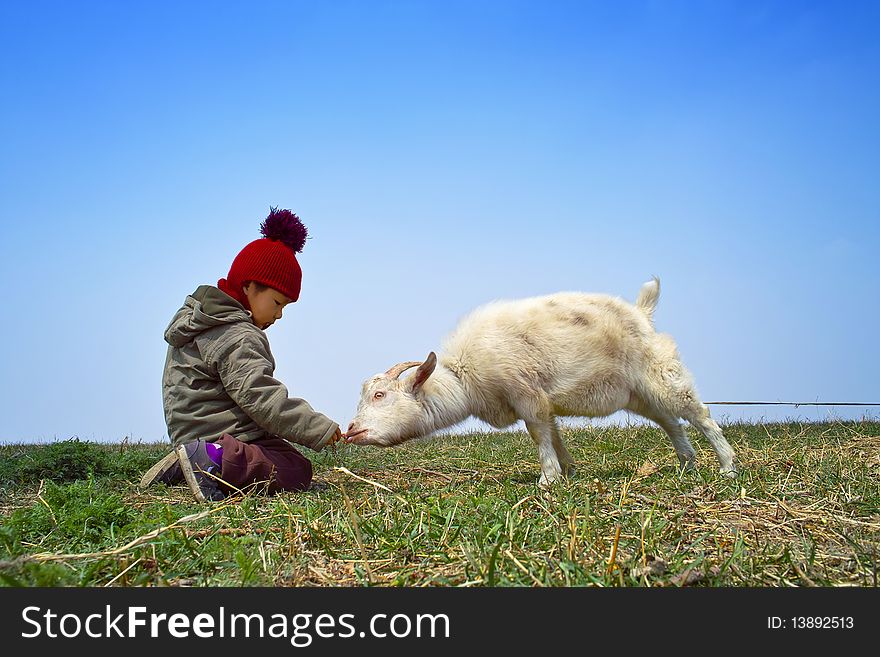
top-left (209, 331), bottom-right (338, 451)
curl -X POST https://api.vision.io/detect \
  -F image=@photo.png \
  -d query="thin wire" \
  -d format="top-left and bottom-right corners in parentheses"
top-left (705, 401), bottom-right (880, 406)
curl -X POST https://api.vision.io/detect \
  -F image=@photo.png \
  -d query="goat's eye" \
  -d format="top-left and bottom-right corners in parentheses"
top-left (373, 391), bottom-right (385, 400)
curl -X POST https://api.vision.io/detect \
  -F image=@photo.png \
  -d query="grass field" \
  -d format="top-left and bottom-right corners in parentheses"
top-left (1, 420), bottom-right (877, 587)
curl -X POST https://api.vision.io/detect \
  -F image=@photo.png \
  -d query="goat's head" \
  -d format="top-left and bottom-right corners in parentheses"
top-left (346, 352), bottom-right (437, 447)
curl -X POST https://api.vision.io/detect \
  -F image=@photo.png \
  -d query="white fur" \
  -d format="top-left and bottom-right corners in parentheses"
top-left (348, 278), bottom-right (737, 487)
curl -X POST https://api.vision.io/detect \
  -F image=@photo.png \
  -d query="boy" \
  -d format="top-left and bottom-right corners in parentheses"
top-left (140, 207), bottom-right (343, 501)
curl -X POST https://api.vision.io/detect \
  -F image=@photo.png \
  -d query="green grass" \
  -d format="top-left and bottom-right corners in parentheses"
top-left (1, 421), bottom-right (878, 587)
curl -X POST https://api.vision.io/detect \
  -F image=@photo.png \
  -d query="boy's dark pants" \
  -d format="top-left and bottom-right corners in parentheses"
top-left (216, 434), bottom-right (313, 494)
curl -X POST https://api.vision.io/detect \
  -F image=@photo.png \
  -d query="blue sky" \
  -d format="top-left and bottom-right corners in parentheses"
top-left (1, 0), bottom-right (878, 443)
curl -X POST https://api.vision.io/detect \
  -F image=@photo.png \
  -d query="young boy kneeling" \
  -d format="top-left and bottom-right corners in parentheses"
top-left (141, 208), bottom-right (343, 501)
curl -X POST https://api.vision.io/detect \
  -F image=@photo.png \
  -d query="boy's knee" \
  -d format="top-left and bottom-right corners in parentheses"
top-left (271, 452), bottom-right (313, 492)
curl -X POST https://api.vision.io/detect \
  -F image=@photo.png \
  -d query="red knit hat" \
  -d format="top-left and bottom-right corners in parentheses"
top-left (218, 207), bottom-right (308, 308)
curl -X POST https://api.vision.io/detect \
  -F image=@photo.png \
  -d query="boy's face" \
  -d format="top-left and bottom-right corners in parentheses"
top-left (243, 282), bottom-right (292, 331)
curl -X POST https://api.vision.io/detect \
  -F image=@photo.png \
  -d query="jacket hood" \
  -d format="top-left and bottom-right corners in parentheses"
top-left (164, 285), bottom-right (253, 347)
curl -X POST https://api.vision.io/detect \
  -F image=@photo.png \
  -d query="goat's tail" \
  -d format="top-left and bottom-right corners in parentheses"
top-left (635, 276), bottom-right (660, 322)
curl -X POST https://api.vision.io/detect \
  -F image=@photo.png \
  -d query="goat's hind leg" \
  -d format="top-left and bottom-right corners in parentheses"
top-left (642, 342), bottom-right (738, 477)
top-left (681, 402), bottom-right (737, 478)
top-left (628, 396), bottom-right (697, 473)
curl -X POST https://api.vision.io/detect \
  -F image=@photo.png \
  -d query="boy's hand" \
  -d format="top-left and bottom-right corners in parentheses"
top-left (328, 426), bottom-right (344, 448)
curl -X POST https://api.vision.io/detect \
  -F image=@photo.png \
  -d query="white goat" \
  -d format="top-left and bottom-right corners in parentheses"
top-left (346, 278), bottom-right (737, 487)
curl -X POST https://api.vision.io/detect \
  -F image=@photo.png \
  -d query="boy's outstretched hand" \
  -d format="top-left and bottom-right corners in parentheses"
top-left (328, 426), bottom-right (345, 448)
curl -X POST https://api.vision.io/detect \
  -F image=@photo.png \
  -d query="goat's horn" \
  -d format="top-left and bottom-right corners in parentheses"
top-left (384, 361), bottom-right (423, 380)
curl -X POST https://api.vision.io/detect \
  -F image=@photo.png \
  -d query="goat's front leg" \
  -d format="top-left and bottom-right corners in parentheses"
top-left (550, 419), bottom-right (576, 477)
top-left (525, 420), bottom-right (563, 488)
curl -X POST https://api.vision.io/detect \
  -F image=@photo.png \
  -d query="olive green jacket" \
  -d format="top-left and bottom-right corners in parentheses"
top-left (162, 285), bottom-right (338, 450)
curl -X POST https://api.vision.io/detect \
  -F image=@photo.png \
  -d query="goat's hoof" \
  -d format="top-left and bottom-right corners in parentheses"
top-left (538, 475), bottom-right (561, 489)
top-left (721, 467), bottom-right (738, 479)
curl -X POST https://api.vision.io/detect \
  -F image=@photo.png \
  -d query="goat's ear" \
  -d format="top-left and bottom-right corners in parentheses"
top-left (410, 352), bottom-right (437, 394)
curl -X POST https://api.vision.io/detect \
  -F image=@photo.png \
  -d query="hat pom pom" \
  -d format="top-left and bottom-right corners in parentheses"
top-left (260, 207), bottom-right (308, 253)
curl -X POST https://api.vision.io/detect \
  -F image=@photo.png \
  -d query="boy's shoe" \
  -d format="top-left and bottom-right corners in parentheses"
top-left (139, 449), bottom-right (184, 489)
top-left (176, 440), bottom-right (226, 502)
top-left (139, 440), bottom-right (225, 502)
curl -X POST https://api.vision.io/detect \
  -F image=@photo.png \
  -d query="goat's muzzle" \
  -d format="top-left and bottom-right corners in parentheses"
top-left (345, 427), bottom-right (369, 444)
